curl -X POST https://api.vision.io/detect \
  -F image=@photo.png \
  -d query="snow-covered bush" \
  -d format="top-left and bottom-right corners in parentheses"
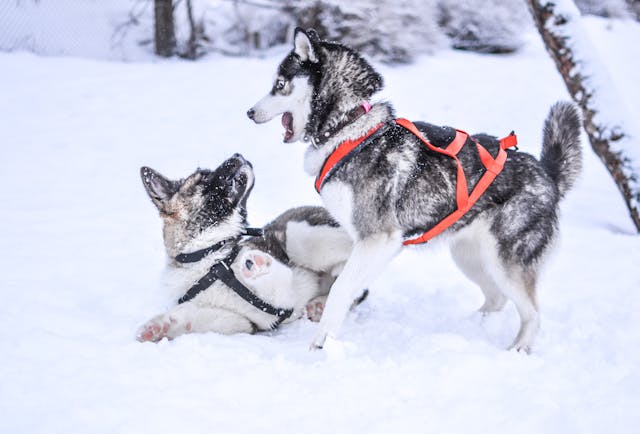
top-left (437, 0), bottom-right (532, 53)
top-left (288, 0), bottom-right (445, 64)
top-left (222, 0), bottom-right (532, 61)
top-left (195, 0), bottom-right (291, 56)
top-left (629, 0), bottom-right (640, 20)
top-left (574, 0), bottom-right (633, 18)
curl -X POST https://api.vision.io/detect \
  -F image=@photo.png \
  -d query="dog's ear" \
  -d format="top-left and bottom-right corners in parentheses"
top-left (140, 166), bottom-right (179, 211)
top-left (307, 28), bottom-right (320, 42)
top-left (180, 171), bottom-right (203, 196)
top-left (294, 27), bottom-right (318, 63)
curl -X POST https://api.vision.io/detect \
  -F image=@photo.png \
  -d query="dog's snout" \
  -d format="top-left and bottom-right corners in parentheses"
top-left (232, 153), bottom-right (246, 163)
top-left (246, 108), bottom-right (255, 120)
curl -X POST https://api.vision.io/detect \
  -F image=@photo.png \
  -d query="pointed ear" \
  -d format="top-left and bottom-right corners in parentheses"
top-left (180, 171), bottom-right (203, 196)
top-left (294, 27), bottom-right (318, 63)
top-left (140, 166), bottom-right (179, 211)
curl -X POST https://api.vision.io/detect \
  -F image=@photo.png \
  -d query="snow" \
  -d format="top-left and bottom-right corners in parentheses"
top-left (1, 17), bottom-right (640, 434)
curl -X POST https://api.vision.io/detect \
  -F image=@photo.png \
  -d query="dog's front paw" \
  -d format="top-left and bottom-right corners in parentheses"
top-left (309, 330), bottom-right (328, 350)
top-left (137, 315), bottom-right (189, 343)
top-left (137, 318), bottom-right (169, 343)
top-left (239, 250), bottom-right (272, 280)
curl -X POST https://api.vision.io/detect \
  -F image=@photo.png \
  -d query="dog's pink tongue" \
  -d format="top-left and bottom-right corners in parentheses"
top-left (281, 112), bottom-right (293, 141)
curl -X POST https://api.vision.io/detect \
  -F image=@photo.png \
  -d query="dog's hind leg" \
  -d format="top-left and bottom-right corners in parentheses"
top-left (235, 250), bottom-right (279, 281)
top-left (137, 304), bottom-right (254, 342)
top-left (482, 237), bottom-right (539, 352)
top-left (450, 226), bottom-right (507, 314)
top-left (492, 269), bottom-right (539, 353)
top-left (451, 218), bottom-right (539, 352)
top-left (475, 259), bottom-right (539, 353)
top-left (310, 231), bottom-right (403, 349)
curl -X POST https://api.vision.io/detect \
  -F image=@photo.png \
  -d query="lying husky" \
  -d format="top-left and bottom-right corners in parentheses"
top-left (247, 28), bottom-right (582, 352)
top-left (137, 153), bottom-right (355, 342)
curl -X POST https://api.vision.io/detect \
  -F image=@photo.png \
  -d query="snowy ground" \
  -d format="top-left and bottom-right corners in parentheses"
top-left (1, 17), bottom-right (639, 434)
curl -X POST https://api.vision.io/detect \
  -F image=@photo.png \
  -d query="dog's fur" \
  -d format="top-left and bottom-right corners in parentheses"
top-left (137, 154), bottom-right (353, 342)
top-left (247, 28), bottom-right (583, 352)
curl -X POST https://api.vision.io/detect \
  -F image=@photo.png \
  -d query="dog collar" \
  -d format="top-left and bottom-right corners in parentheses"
top-left (308, 102), bottom-right (372, 147)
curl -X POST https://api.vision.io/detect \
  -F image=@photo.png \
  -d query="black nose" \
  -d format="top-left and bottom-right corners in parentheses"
top-left (246, 108), bottom-right (255, 120)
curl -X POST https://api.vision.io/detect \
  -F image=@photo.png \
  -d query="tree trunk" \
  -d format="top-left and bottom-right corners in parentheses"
top-left (154, 0), bottom-right (175, 57)
top-left (182, 0), bottom-right (201, 59)
top-left (526, 0), bottom-right (640, 232)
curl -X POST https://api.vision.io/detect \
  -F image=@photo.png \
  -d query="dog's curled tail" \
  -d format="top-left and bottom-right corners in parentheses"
top-left (540, 101), bottom-right (583, 199)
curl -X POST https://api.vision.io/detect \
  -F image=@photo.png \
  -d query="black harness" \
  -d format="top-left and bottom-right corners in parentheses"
top-left (175, 228), bottom-right (294, 330)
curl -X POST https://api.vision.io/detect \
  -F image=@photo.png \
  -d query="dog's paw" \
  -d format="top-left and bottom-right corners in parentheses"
top-left (508, 335), bottom-right (534, 354)
top-left (305, 296), bottom-right (327, 322)
top-left (309, 330), bottom-right (328, 350)
top-left (509, 341), bottom-right (532, 354)
top-left (137, 315), bottom-right (189, 343)
top-left (239, 250), bottom-right (272, 280)
top-left (137, 319), bottom-right (169, 343)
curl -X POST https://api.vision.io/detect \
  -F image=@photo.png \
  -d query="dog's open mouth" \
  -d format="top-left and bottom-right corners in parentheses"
top-left (281, 112), bottom-right (294, 142)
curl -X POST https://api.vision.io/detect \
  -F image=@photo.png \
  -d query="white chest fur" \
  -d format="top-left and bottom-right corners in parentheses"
top-left (319, 181), bottom-right (358, 241)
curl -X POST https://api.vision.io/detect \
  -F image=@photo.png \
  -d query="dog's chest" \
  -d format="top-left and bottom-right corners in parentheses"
top-left (304, 143), bottom-right (334, 177)
top-left (319, 181), bottom-right (358, 240)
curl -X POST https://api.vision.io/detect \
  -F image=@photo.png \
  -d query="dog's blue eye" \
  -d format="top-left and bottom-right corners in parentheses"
top-left (275, 79), bottom-right (285, 90)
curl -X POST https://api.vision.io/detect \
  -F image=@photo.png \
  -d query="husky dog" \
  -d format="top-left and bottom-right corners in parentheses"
top-left (137, 153), bottom-right (355, 342)
top-left (247, 28), bottom-right (582, 352)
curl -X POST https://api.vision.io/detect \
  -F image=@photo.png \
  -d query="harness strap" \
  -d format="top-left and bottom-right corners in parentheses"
top-left (243, 227), bottom-right (264, 237)
top-left (175, 239), bottom-right (231, 264)
top-left (174, 228), bottom-right (263, 263)
top-left (177, 245), bottom-right (293, 330)
top-left (315, 122), bottom-right (385, 192)
top-left (210, 259), bottom-right (294, 329)
top-left (314, 117), bottom-right (517, 246)
top-left (177, 246), bottom-right (239, 303)
top-left (396, 118), bottom-right (517, 245)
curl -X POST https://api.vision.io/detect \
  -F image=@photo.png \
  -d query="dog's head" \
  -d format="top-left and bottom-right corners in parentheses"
top-left (141, 153), bottom-right (255, 257)
top-left (247, 28), bottom-right (383, 144)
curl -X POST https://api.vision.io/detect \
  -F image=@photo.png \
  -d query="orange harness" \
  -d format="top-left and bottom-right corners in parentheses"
top-left (314, 118), bottom-right (518, 245)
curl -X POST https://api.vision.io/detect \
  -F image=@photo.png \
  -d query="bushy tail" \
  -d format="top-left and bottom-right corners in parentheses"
top-left (540, 101), bottom-right (583, 198)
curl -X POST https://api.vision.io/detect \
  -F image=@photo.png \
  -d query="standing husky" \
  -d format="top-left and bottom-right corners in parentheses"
top-left (247, 28), bottom-right (582, 352)
top-left (138, 153), bottom-right (354, 342)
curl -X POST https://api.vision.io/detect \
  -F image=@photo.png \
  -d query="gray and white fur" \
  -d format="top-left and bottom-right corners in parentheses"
top-left (247, 28), bottom-right (583, 353)
top-left (138, 153), bottom-right (353, 342)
